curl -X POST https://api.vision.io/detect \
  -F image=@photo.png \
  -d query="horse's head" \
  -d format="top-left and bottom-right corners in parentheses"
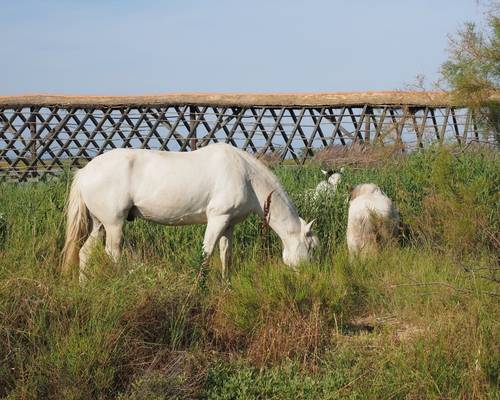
top-left (282, 218), bottom-right (319, 267)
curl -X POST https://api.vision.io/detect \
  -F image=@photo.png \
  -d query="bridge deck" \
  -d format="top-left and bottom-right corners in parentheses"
top-left (0, 91), bottom-right (491, 108)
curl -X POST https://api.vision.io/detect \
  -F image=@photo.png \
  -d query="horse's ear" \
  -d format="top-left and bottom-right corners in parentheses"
top-left (299, 217), bottom-right (314, 233)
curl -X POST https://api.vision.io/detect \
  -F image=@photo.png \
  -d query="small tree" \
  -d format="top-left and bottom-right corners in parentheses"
top-left (441, 3), bottom-right (500, 141)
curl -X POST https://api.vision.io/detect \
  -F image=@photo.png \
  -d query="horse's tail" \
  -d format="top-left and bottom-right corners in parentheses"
top-left (61, 172), bottom-right (90, 276)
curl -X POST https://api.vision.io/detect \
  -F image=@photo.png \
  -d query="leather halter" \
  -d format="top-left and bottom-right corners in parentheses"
top-left (263, 190), bottom-right (274, 228)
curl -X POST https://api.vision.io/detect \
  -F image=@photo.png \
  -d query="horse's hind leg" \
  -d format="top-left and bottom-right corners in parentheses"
top-left (103, 221), bottom-right (124, 263)
top-left (79, 215), bottom-right (103, 283)
top-left (218, 225), bottom-right (233, 279)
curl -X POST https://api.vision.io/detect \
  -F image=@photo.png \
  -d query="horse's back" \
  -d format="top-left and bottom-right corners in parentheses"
top-left (79, 145), bottom-right (247, 184)
top-left (76, 145), bottom-right (257, 225)
top-left (349, 193), bottom-right (397, 221)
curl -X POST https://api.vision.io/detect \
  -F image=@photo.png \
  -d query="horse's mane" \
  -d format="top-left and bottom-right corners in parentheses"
top-left (237, 149), bottom-right (298, 214)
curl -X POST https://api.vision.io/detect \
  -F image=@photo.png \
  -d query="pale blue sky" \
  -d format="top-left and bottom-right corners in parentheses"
top-left (0, 0), bottom-right (485, 94)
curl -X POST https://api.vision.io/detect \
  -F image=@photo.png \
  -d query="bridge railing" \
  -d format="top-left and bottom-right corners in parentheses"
top-left (0, 91), bottom-right (497, 181)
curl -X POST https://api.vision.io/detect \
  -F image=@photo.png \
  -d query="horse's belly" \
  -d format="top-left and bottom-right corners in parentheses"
top-left (156, 213), bottom-right (207, 225)
top-left (136, 206), bottom-right (208, 226)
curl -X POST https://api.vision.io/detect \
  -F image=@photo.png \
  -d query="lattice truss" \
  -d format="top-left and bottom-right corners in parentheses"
top-left (0, 105), bottom-right (489, 180)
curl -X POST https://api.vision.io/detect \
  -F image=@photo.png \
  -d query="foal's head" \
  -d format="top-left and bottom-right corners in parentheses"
top-left (321, 167), bottom-right (344, 187)
top-left (282, 218), bottom-right (319, 267)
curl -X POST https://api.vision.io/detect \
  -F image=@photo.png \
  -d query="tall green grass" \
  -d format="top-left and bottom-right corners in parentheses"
top-left (0, 146), bottom-right (498, 399)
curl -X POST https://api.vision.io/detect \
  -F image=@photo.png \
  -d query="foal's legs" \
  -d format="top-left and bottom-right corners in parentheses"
top-left (79, 215), bottom-right (103, 283)
top-left (218, 225), bottom-right (233, 279)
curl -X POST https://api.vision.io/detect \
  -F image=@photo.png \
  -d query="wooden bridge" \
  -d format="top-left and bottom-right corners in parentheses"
top-left (0, 91), bottom-right (497, 181)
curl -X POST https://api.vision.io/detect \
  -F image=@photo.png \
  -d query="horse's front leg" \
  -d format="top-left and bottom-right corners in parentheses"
top-left (218, 225), bottom-right (233, 279)
top-left (201, 215), bottom-right (231, 277)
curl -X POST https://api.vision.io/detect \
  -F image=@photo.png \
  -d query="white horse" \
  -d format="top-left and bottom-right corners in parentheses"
top-left (313, 168), bottom-right (344, 198)
top-left (61, 143), bottom-right (318, 282)
top-left (346, 183), bottom-right (400, 259)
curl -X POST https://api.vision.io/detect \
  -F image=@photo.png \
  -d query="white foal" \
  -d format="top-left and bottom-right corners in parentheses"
top-left (314, 168), bottom-right (344, 198)
top-left (61, 143), bottom-right (318, 282)
top-left (346, 183), bottom-right (400, 259)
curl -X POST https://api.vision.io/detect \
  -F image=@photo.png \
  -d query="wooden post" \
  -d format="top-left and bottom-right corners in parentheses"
top-left (189, 106), bottom-right (197, 150)
top-left (364, 106), bottom-right (371, 143)
top-left (29, 107), bottom-right (38, 178)
top-left (417, 107), bottom-right (429, 149)
top-left (409, 107), bottom-right (421, 148)
top-left (450, 108), bottom-right (461, 145)
top-left (373, 107), bottom-right (387, 144)
top-left (429, 108), bottom-right (440, 140)
top-left (463, 109), bottom-right (471, 143)
top-left (439, 108), bottom-right (450, 145)
top-left (472, 111), bottom-right (479, 140)
top-left (396, 107), bottom-right (408, 151)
